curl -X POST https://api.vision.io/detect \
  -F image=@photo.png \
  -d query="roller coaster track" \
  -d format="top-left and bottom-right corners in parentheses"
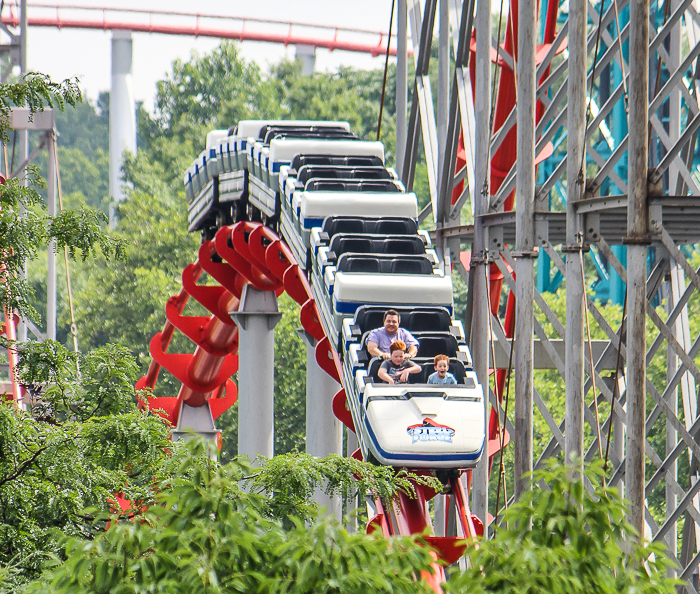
top-left (137, 213), bottom-right (484, 590)
top-left (0, 2), bottom-right (402, 57)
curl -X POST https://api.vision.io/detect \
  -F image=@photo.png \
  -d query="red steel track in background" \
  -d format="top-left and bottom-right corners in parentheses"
top-left (457, 0), bottom-right (560, 476)
top-left (1, 2), bottom-right (404, 57)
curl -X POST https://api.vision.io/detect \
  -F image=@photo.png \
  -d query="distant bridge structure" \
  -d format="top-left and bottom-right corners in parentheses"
top-left (0, 2), bottom-right (403, 58)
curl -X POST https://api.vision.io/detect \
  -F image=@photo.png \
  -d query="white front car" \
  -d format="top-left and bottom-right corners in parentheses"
top-left (360, 379), bottom-right (485, 469)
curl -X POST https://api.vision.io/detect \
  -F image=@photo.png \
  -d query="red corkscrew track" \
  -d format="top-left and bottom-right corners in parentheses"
top-left (138, 221), bottom-right (482, 591)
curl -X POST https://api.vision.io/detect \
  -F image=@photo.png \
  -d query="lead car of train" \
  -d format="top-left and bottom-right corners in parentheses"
top-left (184, 119), bottom-right (486, 470)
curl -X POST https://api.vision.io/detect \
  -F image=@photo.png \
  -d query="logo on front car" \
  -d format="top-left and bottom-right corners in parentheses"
top-left (407, 419), bottom-right (455, 443)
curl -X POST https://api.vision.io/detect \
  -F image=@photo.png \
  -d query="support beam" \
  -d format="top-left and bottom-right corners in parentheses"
top-left (396, 0), bottom-right (408, 173)
top-left (346, 428), bottom-right (359, 533)
top-left (174, 403), bottom-right (218, 444)
top-left (564, 0), bottom-right (586, 465)
top-left (437, 0), bottom-right (450, 179)
top-left (109, 30), bottom-right (136, 228)
top-left (514, 0), bottom-right (536, 500)
top-left (46, 131), bottom-right (56, 341)
top-left (17, 0), bottom-right (28, 343)
top-left (471, 0), bottom-right (491, 526)
top-left (230, 286), bottom-right (282, 461)
top-left (295, 44), bottom-right (316, 76)
top-left (303, 336), bottom-right (342, 520)
top-left (626, 0), bottom-right (649, 538)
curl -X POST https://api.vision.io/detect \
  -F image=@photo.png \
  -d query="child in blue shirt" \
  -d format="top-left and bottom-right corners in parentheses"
top-left (427, 354), bottom-right (457, 385)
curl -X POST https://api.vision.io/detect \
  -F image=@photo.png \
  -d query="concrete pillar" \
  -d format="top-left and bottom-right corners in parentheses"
top-left (174, 403), bottom-right (218, 444)
top-left (396, 0), bottom-right (408, 173)
top-left (47, 132), bottom-right (56, 341)
top-left (302, 333), bottom-right (342, 520)
top-left (295, 44), bottom-right (316, 76)
top-left (346, 428), bottom-right (359, 532)
top-left (471, 0), bottom-right (491, 526)
top-left (230, 286), bottom-right (282, 461)
top-left (109, 30), bottom-right (136, 227)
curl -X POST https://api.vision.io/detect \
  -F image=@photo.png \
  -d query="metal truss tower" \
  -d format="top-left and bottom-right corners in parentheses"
top-left (399, 0), bottom-right (700, 586)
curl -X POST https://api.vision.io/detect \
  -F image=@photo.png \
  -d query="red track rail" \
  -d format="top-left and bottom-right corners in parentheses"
top-left (138, 221), bottom-right (481, 589)
top-left (464, 0), bottom-right (560, 473)
top-left (2, 3), bottom-right (402, 57)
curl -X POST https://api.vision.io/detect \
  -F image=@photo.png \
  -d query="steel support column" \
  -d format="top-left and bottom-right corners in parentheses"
top-left (471, 0), bottom-right (491, 524)
top-left (46, 131), bottom-right (56, 341)
top-left (438, 0), bottom-right (450, 175)
top-left (230, 286), bottom-right (282, 461)
top-left (564, 0), bottom-right (586, 464)
top-left (17, 0), bottom-right (28, 343)
top-left (304, 337), bottom-right (342, 520)
top-left (666, 261), bottom-right (682, 561)
top-left (513, 0), bottom-right (536, 499)
top-left (396, 0), bottom-right (408, 174)
top-left (626, 0), bottom-right (649, 537)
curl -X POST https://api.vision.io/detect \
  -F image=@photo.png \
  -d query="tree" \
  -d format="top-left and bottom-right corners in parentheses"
top-left (0, 342), bottom-right (172, 591)
top-left (70, 189), bottom-right (199, 397)
top-left (0, 74), bottom-right (123, 323)
top-left (0, 75), bottom-right (172, 592)
top-left (447, 459), bottom-right (679, 594)
top-left (30, 441), bottom-right (438, 594)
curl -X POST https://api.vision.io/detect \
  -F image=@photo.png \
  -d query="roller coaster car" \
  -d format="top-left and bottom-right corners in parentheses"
top-left (331, 268), bottom-right (453, 322)
top-left (187, 120), bottom-right (360, 232)
top-left (187, 129), bottom-right (233, 233)
top-left (346, 332), bottom-right (472, 372)
top-left (323, 253), bottom-right (438, 297)
top-left (338, 301), bottom-right (481, 468)
top-left (251, 137), bottom-right (386, 219)
top-left (355, 373), bottom-right (485, 469)
top-left (342, 304), bottom-right (460, 340)
top-left (314, 233), bottom-right (437, 280)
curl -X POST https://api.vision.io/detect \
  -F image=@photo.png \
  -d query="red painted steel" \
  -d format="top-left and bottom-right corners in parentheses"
top-left (2, 310), bottom-right (23, 406)
top-left (1, 3), bottom-right (401, 57)
top-left (464, 0), bottom-right (560, 479)
top-left (139, 219), bottom-right (481, 582)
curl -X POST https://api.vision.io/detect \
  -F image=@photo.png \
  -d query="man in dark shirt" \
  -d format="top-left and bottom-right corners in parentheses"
top-left (377, 340), bottom-right (421, 384)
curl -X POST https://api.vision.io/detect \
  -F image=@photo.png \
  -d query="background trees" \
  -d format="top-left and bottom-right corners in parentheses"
top-left (0, 75), bottom-right (173, 592)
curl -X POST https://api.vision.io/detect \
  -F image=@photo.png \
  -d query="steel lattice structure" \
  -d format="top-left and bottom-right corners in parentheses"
top-left (398, 0), bottom-right (700, 587)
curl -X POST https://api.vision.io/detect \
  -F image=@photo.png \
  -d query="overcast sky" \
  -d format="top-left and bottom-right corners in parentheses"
top-left (19, 0), bottom-right (398, 112)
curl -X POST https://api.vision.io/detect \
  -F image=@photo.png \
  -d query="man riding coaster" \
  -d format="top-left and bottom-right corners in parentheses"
top-left (366, 309), bottom-right (419, 361)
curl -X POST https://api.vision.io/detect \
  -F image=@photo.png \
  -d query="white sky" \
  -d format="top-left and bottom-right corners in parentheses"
top-left (21, 0), bottom-right (399, 113)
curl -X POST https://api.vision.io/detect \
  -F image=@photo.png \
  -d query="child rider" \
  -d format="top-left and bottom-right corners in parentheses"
top-left (377, 340), bottom-right (421, 384)
top-left (427, 354), bottom-right (457, 385)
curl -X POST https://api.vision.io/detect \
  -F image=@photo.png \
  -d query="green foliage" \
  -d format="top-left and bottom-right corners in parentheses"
top-left (0, 167), bottom-right (125, 323)
top-left (449, 459), bottom-right (679, 594)
top-left (248, 452), bottom-right (442, 526)
top-left (58, 148), bottom-right (110, 215)
top-left (0, 74), bottom-right (124, 324)
top-left (71, 190), bottom-right (199, 394)
top-left (34, 441), bottom-right (435, 594)
top-left (50, 206), bottom-right (125, 261)
top-left (54, 92), bottom-right (108, 155)
top-left (0, 342), bottom-right (172, 591)
top-left (0, 73), bottom-right (81, 143)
